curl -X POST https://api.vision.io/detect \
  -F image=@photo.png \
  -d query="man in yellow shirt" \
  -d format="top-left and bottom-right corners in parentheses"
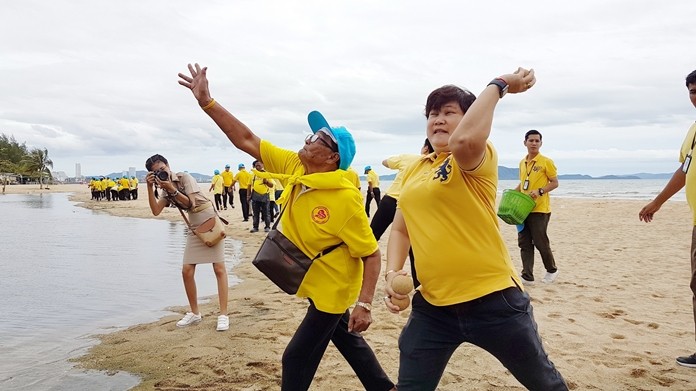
top-left (384, 70), bottom-right (567, 390)
top-left (233, 163), bottom-right (252, 221)
top-left (514, 129), bottom-right (559, 285)
top-left (209, 169), bottom-right (224, 211)
top-left (178, 63), bottom-right (394, 391)
top-left (221, 164), bottom-right (235, 210)
top-left (364, 166), bottom-right (381, 217)
top-left (640, 69), bottom-right (696, 368)
top-left (247, 160), bottom-right (271, 233)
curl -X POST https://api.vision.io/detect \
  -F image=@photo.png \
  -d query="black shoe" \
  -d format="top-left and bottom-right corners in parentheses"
top-left (264, 227), bottom-right (270, 232)
top-left (224, 207), bottom-right (227, 210)
top-left (243, 219), bottom-right (249, 222)
top-left (677, 353), bottom-right (696, 368)
top-left (250, 228), bottom-right (259, 233)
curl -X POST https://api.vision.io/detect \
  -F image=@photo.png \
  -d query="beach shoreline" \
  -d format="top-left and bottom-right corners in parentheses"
top-left (8, 184), bottom-right (696, 389)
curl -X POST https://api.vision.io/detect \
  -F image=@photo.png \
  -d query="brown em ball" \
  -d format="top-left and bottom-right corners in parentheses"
top-left (390, 295), bottom-right (411, 311)
top-left (391, 275), bottom-right (414, 295)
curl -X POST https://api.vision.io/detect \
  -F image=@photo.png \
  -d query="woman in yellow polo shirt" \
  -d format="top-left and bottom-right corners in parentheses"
top-left (384, 69), bottom-right (568, 390)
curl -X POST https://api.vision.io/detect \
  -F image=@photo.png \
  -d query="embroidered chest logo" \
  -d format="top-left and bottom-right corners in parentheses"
top-left (312, 206), bottom-right (330, 224)
top-left (433, 157), bottom-right (452, 182)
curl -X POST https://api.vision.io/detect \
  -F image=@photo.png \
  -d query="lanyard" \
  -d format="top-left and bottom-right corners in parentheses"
top-left (522, 160), bottom-right (536, 190)
top-left (683, 128), bottom-right (696, 174)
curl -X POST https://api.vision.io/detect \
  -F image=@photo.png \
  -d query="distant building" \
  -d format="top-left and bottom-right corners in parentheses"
top-left (52, 171), bottom-right (68, 183)
top-left (128, 167), bottom-right (136, 178)
top-left (75, 163), bottom-right (82, 180)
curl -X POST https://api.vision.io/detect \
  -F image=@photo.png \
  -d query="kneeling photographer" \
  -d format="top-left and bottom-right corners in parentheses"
top-left (145, 154), bottom-right (230, 332)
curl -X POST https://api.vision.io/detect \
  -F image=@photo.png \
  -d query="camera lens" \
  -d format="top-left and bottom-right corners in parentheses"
top-left (156, 170), bottom-right (169, 181)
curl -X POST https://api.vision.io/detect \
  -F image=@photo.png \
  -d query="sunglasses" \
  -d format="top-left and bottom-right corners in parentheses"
top-left (305, 133), bottom-right (338, 152)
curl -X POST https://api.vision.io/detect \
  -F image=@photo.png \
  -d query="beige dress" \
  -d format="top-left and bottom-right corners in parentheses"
top-left (169, 172), bottom-right (225, 265)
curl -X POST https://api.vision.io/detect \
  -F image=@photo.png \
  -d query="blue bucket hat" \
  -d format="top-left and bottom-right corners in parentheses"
top-left (225, 164), bottom-right (230, 168)
top-left (307, 111), bottom-right (355, 171)
top-left (364, 165), bottom-right (372, 171)
top-left (238, 163), bottom-right (245, 169)
top-left (214, 169), bottom-right (220, 175)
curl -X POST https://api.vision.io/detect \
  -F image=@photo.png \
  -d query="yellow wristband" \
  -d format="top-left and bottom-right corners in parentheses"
top-left (201, 98), bottom-right (216, 111)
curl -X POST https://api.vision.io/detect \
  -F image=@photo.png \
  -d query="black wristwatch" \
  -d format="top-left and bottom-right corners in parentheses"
top-left (538, 188), bottom-right (545, 196)
top-left (487, 78), bottom-right (508, 98)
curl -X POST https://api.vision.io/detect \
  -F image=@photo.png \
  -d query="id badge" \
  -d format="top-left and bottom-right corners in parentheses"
top-left (684, 155), bottom-right (692, 174)
top-left (523, 179), bottom-right (530, 190)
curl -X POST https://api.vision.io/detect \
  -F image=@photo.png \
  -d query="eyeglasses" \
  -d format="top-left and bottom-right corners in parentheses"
top-left (305, 133), bottom-right (338, 152)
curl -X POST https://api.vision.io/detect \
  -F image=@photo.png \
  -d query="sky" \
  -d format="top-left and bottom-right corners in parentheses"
top-left (2, 0), bottom-right (695, 178)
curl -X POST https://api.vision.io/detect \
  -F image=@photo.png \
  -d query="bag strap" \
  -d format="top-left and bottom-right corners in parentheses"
top-left (272, 184), bottom-right (343, 259)
top-left (175, 198), bottom-right (228, 234)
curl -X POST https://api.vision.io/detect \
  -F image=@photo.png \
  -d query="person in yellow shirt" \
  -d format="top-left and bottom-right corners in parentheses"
top-left (344, 167), bottom-right (361, 190)
top-left (384, 70), bottom-right (567, 390)
top-left (221, 164), bottom-right (235, 210)
top-left (514, 130), bottom-right (559, 285)
top-left (370, 138), bottom-right (433, 288)
top-left (209, 169), bottom-right (224, 211)
top-left (364, 165), bottom-right (381, 217)
top-left (119, 176), bottom-right (131, 200)
top-left (640, 69), bottom-right (696, 368)
top-left (178, 63), bottom-right (395, 391)
top-left (130, 176), bottom-right (139, 200)
top-left (247, 160), bottom-right (271, 232)
top-left (233, 163), bottom-right (253, 221)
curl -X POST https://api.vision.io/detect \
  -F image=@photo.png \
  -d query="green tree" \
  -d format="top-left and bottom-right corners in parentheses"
top-left (21, 148), bottom-right (53, 189)
top-left (0, 134), bottom-right (29, 165)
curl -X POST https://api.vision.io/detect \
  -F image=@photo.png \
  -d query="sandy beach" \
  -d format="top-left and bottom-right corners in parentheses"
top-left (6, 183), bottom-right (696, 390)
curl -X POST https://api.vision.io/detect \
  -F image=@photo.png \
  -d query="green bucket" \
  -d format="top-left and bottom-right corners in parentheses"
top-left (497, 189), bottom-right (536, 225)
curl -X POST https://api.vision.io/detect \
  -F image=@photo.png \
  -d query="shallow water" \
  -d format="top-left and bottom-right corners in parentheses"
top-left (0, 193), bottom-right (242, 390)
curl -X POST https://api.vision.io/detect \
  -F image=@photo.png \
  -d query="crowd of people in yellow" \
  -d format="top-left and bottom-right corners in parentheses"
top-left (88, 176), bottom-right (138, 201)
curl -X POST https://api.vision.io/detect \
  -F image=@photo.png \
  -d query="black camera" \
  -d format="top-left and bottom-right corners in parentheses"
top-left (153, 170), bottom-right (169, 181)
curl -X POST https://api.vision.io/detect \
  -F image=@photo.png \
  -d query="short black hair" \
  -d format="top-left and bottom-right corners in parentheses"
top-left (686, 70), bottom-right (696, 87)
top-left (424, 85), bottom-right (476, 118)
top-left (145, 154), bottom-right (168, 171)
top-left (423, 138), bottom-right (434, 153)
top-left (525, 129), bottom-right (542, 141)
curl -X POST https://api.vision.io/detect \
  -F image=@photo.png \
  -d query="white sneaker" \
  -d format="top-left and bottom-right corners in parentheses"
top-left (543, 271), bottom-right (559, 283)
top-left (216, 315), bottom-right (229, 331)
top-left (176, 312), bottom-right (202, 327)
top-left (520, 274), bottom-right (535, 285)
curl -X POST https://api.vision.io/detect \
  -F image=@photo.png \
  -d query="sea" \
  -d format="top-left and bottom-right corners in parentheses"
top-left (0, 193), bottom-right (242, 391)
top-left (372, 178), bottom-right (686, 202)
top-left (0, 179), bottom-right (685, 390)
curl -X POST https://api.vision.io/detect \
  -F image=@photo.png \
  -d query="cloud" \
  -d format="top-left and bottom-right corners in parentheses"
top-left (1, 0), bottom-right (694, 177)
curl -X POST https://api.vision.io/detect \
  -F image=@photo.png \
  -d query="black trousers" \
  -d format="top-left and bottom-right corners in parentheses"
top-left (251, 200), bottom-right (270, 230)
top-left (239, 189), bottom-right (250, 220)
top-left (223, 186), bottom-right (234, 208)
top-left (370, 195), bottom-right (418, 287)
top-left (365, 187), bottom-right (381, 217)
top-left (282, 300), bottom-right (394, 391)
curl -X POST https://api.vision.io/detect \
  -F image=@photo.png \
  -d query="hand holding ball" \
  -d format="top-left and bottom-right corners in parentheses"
top-left (390, 295), bottom-right (411, 311)
top-left (388, 274), bottom-right (414, 311)
top-left (391, 275), bottom-right (414, 295)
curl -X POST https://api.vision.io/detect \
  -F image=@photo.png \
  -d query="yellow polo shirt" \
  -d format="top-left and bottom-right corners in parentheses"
top-left (211, 174), bottom-right (223, 194)
top-left (680, 122), bottom-right (696, 225)
top-left (221, 170), bottom-right (234, 187)
top-left (518, 153), bottom-right (557, 213)
top-left (367, 170), bottom-right (380, 188)
top-left (234, 169), bottom-right (252, 189)
top-left (345, 167), bottom-right (361, 189)
top-left (399, 142), bottom-right (521, 306)
top-left (119, 178), bottom-right (130, 189)
top-left (251, 175), bottom-right (269, 195)
top-left (384, 154), bottom-right (420, 199)
top-left (260, 140), bottom-right (378, 314)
